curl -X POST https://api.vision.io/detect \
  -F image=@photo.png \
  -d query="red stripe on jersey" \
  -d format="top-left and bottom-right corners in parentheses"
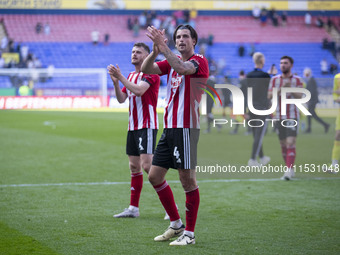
top-left (128, 102), bottom-right (131, 130)
top-left (172, 87), bottom-right (179, 128)
top-left (122, 71), bottom-right (160, 131)
top-left (163, 87), bottom-right (171, 128)
top-left (156, 54), bottom-right (209, 129)
top-left (132, 96), bottom-right (138, 130)
top-left (184, 76), bottom-right (190, 127)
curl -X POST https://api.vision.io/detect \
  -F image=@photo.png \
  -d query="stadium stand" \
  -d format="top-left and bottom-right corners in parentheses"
top-left (1, 14), bottom-right (334, 43)
top-left (0, 13), bottom-right (339, 91)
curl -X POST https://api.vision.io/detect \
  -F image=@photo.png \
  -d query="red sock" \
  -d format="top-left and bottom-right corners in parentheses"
top-left (185, 187), bottom-right (200, 232)
top-left (153, 181), bottom-right (180, 221)
top-left (130, 172), bottom-right (143, 207)
top-left (281, 145), bottom-right (287, 163)
top-left (286, 147), bottom-right (296, 168)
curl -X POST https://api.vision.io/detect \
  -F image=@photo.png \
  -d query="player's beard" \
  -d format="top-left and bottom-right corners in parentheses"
top-left (281, 68), bottom-right (291, 75)
top-left (131, 59), bottom-right (141, 66)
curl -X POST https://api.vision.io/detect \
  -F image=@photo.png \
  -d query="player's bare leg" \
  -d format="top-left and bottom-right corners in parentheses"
top-left (169, 169), bottom-right (198, 245)
top-left (114, 156), bottom-right (142, 218)
top-left (149, 165), bottom-right (184, 241)
top-left (281, 137), bottom-right (296, 180)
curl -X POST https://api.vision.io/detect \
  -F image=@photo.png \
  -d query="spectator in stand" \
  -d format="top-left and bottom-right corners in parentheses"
top-left (189, 9), bottom-right (197, 28)
top-left (173, 10), bottom-right (184, 25)
top-left (138, 11), bottom-right (147, 29)
top-left (190, 9), bottom-right (197, 20)
top-left (316, 16), bottom-right (324, 28)
top-left (208, 34), bottom-right (214, 46)
top-left (1, 35), bottom-right (8, 51)
top-left (44, 23), bottom-right (50, 35)
top-left (322, 38), bottom-right (329, 49)
top-left (104, 33), bottom-right (110, 45)
top-left (47, 64), bottom-right (55, 80)
top-left (249, 43), bottom-right (256, 57)
top-left (20, 44), bottom-right (29, 62)
top-left (260, 8), bottom-right (268, 26)
top-left (281, 11), bottom-right (287, 26)
top-left (133, 18), bottom-right (140, 37)
top-left (252, 5), bottom-right (261, 19)
top-left (8, 39), bottom-right (15, 52)
top-left (146, 11), bottom-right (153, 27)
top-left (152, 15), bottom-right (161, 30)
top-left (268, 8), bottom-right (279, 27)
top-left (272, 12), bottom-right (279, 26)
top-left (238, 44), bottom-right (245, 57)
top-left (217, 57), bottom-right (226, 76)
top-left (183, 9), bottom-right (190, 23)
top-left (305, 12), bottom-right (312, 27)
top-left (35, 22), bottom-right (43, 34)
top-left (15, 42), bottom-right (21, 53)
top-left (327, 18), bottom-right (334, 32)
top-left (91, 29), bottom-right (100, 45)
top-left (320, 59), bottom-right (329, 74)
top-left (330, 64), bottom-right (338, 75)
top-left (26, 53), bottom-right (34, 68)
top-left (127, 17), bottom-right (133, 30)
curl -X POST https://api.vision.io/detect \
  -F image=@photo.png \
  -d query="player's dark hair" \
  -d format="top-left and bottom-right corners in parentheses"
top-left (173, 24), bottom-right (198, 48)
top-left (280, 55), bottom-right (294, 65)
top-left (133, 42), bottom-right (150, 54)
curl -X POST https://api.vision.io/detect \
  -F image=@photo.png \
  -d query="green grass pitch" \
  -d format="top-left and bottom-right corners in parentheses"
top-left (0, 110), bottom-right (339, 254)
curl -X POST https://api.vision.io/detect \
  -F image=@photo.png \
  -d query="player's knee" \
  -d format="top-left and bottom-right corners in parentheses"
top-left (141, 161), bottom-right (151, 173)
top-left (286, 141), bottom-right (295, 148)
top-left (148, 172), bottom-right (159, 185)
top-left (129, 162), bottom-right (140, 172)
top-left (179, 176), bottom-right (196, 191)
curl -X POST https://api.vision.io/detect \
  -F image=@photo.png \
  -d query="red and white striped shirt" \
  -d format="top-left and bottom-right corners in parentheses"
top-left (269, 74), bottom-right (304, 120)
top-left (122, 72), bottom-right (160, 131)
top-left (156, 54), bottom-right (209, 129)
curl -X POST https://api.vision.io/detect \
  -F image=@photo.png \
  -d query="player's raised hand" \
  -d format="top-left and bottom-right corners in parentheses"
top-left (146, 26), bottom-right (167, 50)
top-left (107, 64), bottom-right (121, 84)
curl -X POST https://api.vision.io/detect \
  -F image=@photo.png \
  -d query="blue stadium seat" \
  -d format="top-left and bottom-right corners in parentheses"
top-left (24, 42), bottom-right (338, 89)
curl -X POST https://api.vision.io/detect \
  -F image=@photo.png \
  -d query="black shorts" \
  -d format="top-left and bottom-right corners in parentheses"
top-left (152, 128), bottom-right (200, 170)
top-left (275, 119), bottom-right (298, 140)
top-left (126, 128), bottom-right (158, 156)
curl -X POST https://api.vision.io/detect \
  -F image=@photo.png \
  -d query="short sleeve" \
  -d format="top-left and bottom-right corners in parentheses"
top-left (142, 74), bottom-right (160, 87)
top-left (121, 87), bottom-right (127, 94)
top-left (156, 59), bottom-right (171, 76)
top-left (190, 55), bottom-right (209, 78)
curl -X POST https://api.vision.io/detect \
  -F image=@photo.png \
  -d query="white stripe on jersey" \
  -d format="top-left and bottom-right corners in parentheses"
top-left (183, 128), bottom-right (190, 169)
top-left (147, 128), bottom-right (153, 154)
top-left (136, 95), bottom-right (143, 130)
top-left (128, 73), bottom-right (138, 130)
top-left (165, 69), bottom-right (175, 128)
top-left (126, 71), bottom-right (159, 131)
top-left (129, 97), bottom-right (134, 130)
top-left (177, 77), bottom-right (185, 128)
top-left (149, 104), bottom-right (156, 129)
top-left (271, 75), bottom-right (301, 120)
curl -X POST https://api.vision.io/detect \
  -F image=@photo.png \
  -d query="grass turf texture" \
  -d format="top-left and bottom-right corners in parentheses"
top-left (0, 110), bottom-right (339, 254)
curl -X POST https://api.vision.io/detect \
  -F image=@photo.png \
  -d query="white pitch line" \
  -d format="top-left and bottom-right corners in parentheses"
top-left (0, 177), bottom-right (339, 188)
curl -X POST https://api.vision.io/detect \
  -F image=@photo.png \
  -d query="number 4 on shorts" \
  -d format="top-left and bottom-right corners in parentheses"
top-left (173, 146), bottom-right (181, 163)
